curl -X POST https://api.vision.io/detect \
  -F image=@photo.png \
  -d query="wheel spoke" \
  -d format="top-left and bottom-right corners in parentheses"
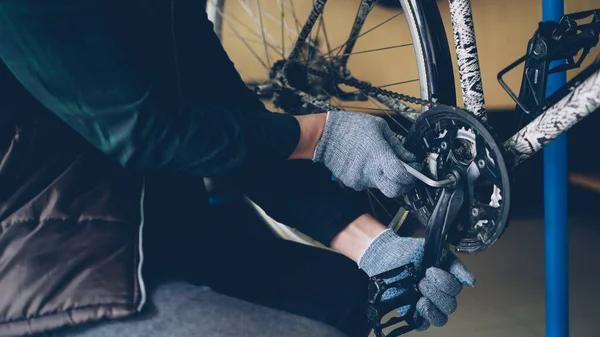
top-left (335, 105), bottom-right (397, 113)
top-left (368, 97), bottom-right (409, 133)
top-left (216, 9), bottom-right (284, 57)
top-left (251, 0), bottom-right (322, 60)
top-left (238, 0), bottom-right (278, 45)
top-left (255, 0), bottom-right (272, 66)
top-left (368, 192), bottom-right (378, 220)
top-left (333, 1), bottom-right (364, 59)
top-left (318, 9), bottom-right (333, 55)
top-left (286, 0), bottom-right (303, 34)
top-left (324, 43), bottom-right (413, 60)
top-left (373, 94), bottom-right (420, 121)
top-left (284, 0), bottom-right (305, 62)
top-left (327, 11), bottom-right (405, 57)
top-left (221, 34), bottom-right (285, 57)
top-left (347, 79), bottom-right (420, 93)
top-left (368, 190), bottom-right (394, 219)
top-left (221, 14), bottom-right (271, 70)
top-left (281, 0), bottom-right (299, 50)
top-left (278, 0), bottom-right (285, 55)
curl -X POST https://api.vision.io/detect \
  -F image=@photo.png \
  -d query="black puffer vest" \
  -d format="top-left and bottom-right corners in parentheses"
top-left (0, 61), bottom-right (205, 337)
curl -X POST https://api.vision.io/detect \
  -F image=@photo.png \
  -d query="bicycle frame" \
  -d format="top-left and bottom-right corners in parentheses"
top-left (504, 63), bottom-right (600, 167)
top-left (281, 0), bottom-right (600, 170)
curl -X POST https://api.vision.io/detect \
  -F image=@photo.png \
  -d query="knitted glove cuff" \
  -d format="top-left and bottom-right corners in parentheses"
top-left (358, 228), bottom-right (402, 277)
top-left (312, 110), bottom-right (339, 163)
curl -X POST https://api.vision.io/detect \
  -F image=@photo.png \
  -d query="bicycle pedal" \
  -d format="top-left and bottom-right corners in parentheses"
top-left (366, 263), bottom-right (422, 337)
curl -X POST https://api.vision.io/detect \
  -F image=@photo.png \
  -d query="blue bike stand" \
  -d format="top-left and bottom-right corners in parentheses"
top-left (542, 0), bottom-right (568, 336)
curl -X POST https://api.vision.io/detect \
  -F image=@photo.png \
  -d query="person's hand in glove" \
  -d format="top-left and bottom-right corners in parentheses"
top-left (358, 228), bottom-right (475, 331)
top-left (310, 110), bottom-right (418, 198)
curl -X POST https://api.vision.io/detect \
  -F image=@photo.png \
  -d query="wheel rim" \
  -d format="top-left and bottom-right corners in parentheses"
top-left (205, 0), bottom-right (438, 241)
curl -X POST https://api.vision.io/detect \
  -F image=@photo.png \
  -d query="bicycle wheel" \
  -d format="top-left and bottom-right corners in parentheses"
top-left (205, 0), bottom-right (456, 245)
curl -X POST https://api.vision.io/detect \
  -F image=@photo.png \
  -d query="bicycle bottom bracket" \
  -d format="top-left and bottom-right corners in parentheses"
top-left (404, 106), bottom-right (511, 254)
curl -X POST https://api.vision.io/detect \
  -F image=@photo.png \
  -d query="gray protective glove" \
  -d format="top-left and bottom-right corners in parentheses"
top-left (358, 229), bottom-right (475, 331)
top-left (312, 110), bottom-right (417, 198)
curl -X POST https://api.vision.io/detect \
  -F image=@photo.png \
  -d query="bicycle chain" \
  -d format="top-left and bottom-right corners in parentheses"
top-left (304, 65), bottom-right (444, 112)
top-left (343, 76), bottom-right (439, 109)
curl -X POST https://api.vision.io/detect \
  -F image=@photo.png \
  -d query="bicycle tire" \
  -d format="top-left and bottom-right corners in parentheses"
top-left (205, 0), bottom-right (457, 244)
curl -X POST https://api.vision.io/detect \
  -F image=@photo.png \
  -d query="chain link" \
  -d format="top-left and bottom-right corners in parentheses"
top-left (304, 65), bottom-right (443, 112)
top-left (341, 76), bottom-right (439, 109)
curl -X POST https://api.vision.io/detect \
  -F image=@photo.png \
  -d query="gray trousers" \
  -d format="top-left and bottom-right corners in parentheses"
top-left (48, 281), bottom-right (348, 337)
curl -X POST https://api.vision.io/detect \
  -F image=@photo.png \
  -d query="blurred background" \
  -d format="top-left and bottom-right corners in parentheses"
top-left (205, 0), bottom-right (600, 336)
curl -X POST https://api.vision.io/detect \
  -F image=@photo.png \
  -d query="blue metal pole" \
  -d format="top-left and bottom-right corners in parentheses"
top-left (542, 0), bottom-right (568, 336)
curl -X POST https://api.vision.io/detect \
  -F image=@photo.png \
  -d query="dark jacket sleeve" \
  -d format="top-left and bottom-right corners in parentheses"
top-left (85, 93), bottom-right (301, 177)
top-left (0, 0), bottom-right (300, 178)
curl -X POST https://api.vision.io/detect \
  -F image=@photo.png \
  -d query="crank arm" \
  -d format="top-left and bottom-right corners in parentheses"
top-left (367, 171), bottom-right (465, 337)
top-left (422, 175), bottom-right (465, 271)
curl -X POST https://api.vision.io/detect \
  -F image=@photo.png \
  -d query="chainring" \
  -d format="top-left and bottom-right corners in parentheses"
top-left (404, 106), bottom-right (511, 254)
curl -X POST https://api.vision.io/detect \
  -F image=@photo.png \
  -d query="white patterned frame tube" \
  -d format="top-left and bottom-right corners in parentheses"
top-left (448, 0), bottom-right (487, 120)
top-left (503, 68), bottom-right (600, 167)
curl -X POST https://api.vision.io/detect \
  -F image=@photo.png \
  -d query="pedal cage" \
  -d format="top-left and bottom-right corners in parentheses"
top-left (366, 263), bottom-right (422, 337)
